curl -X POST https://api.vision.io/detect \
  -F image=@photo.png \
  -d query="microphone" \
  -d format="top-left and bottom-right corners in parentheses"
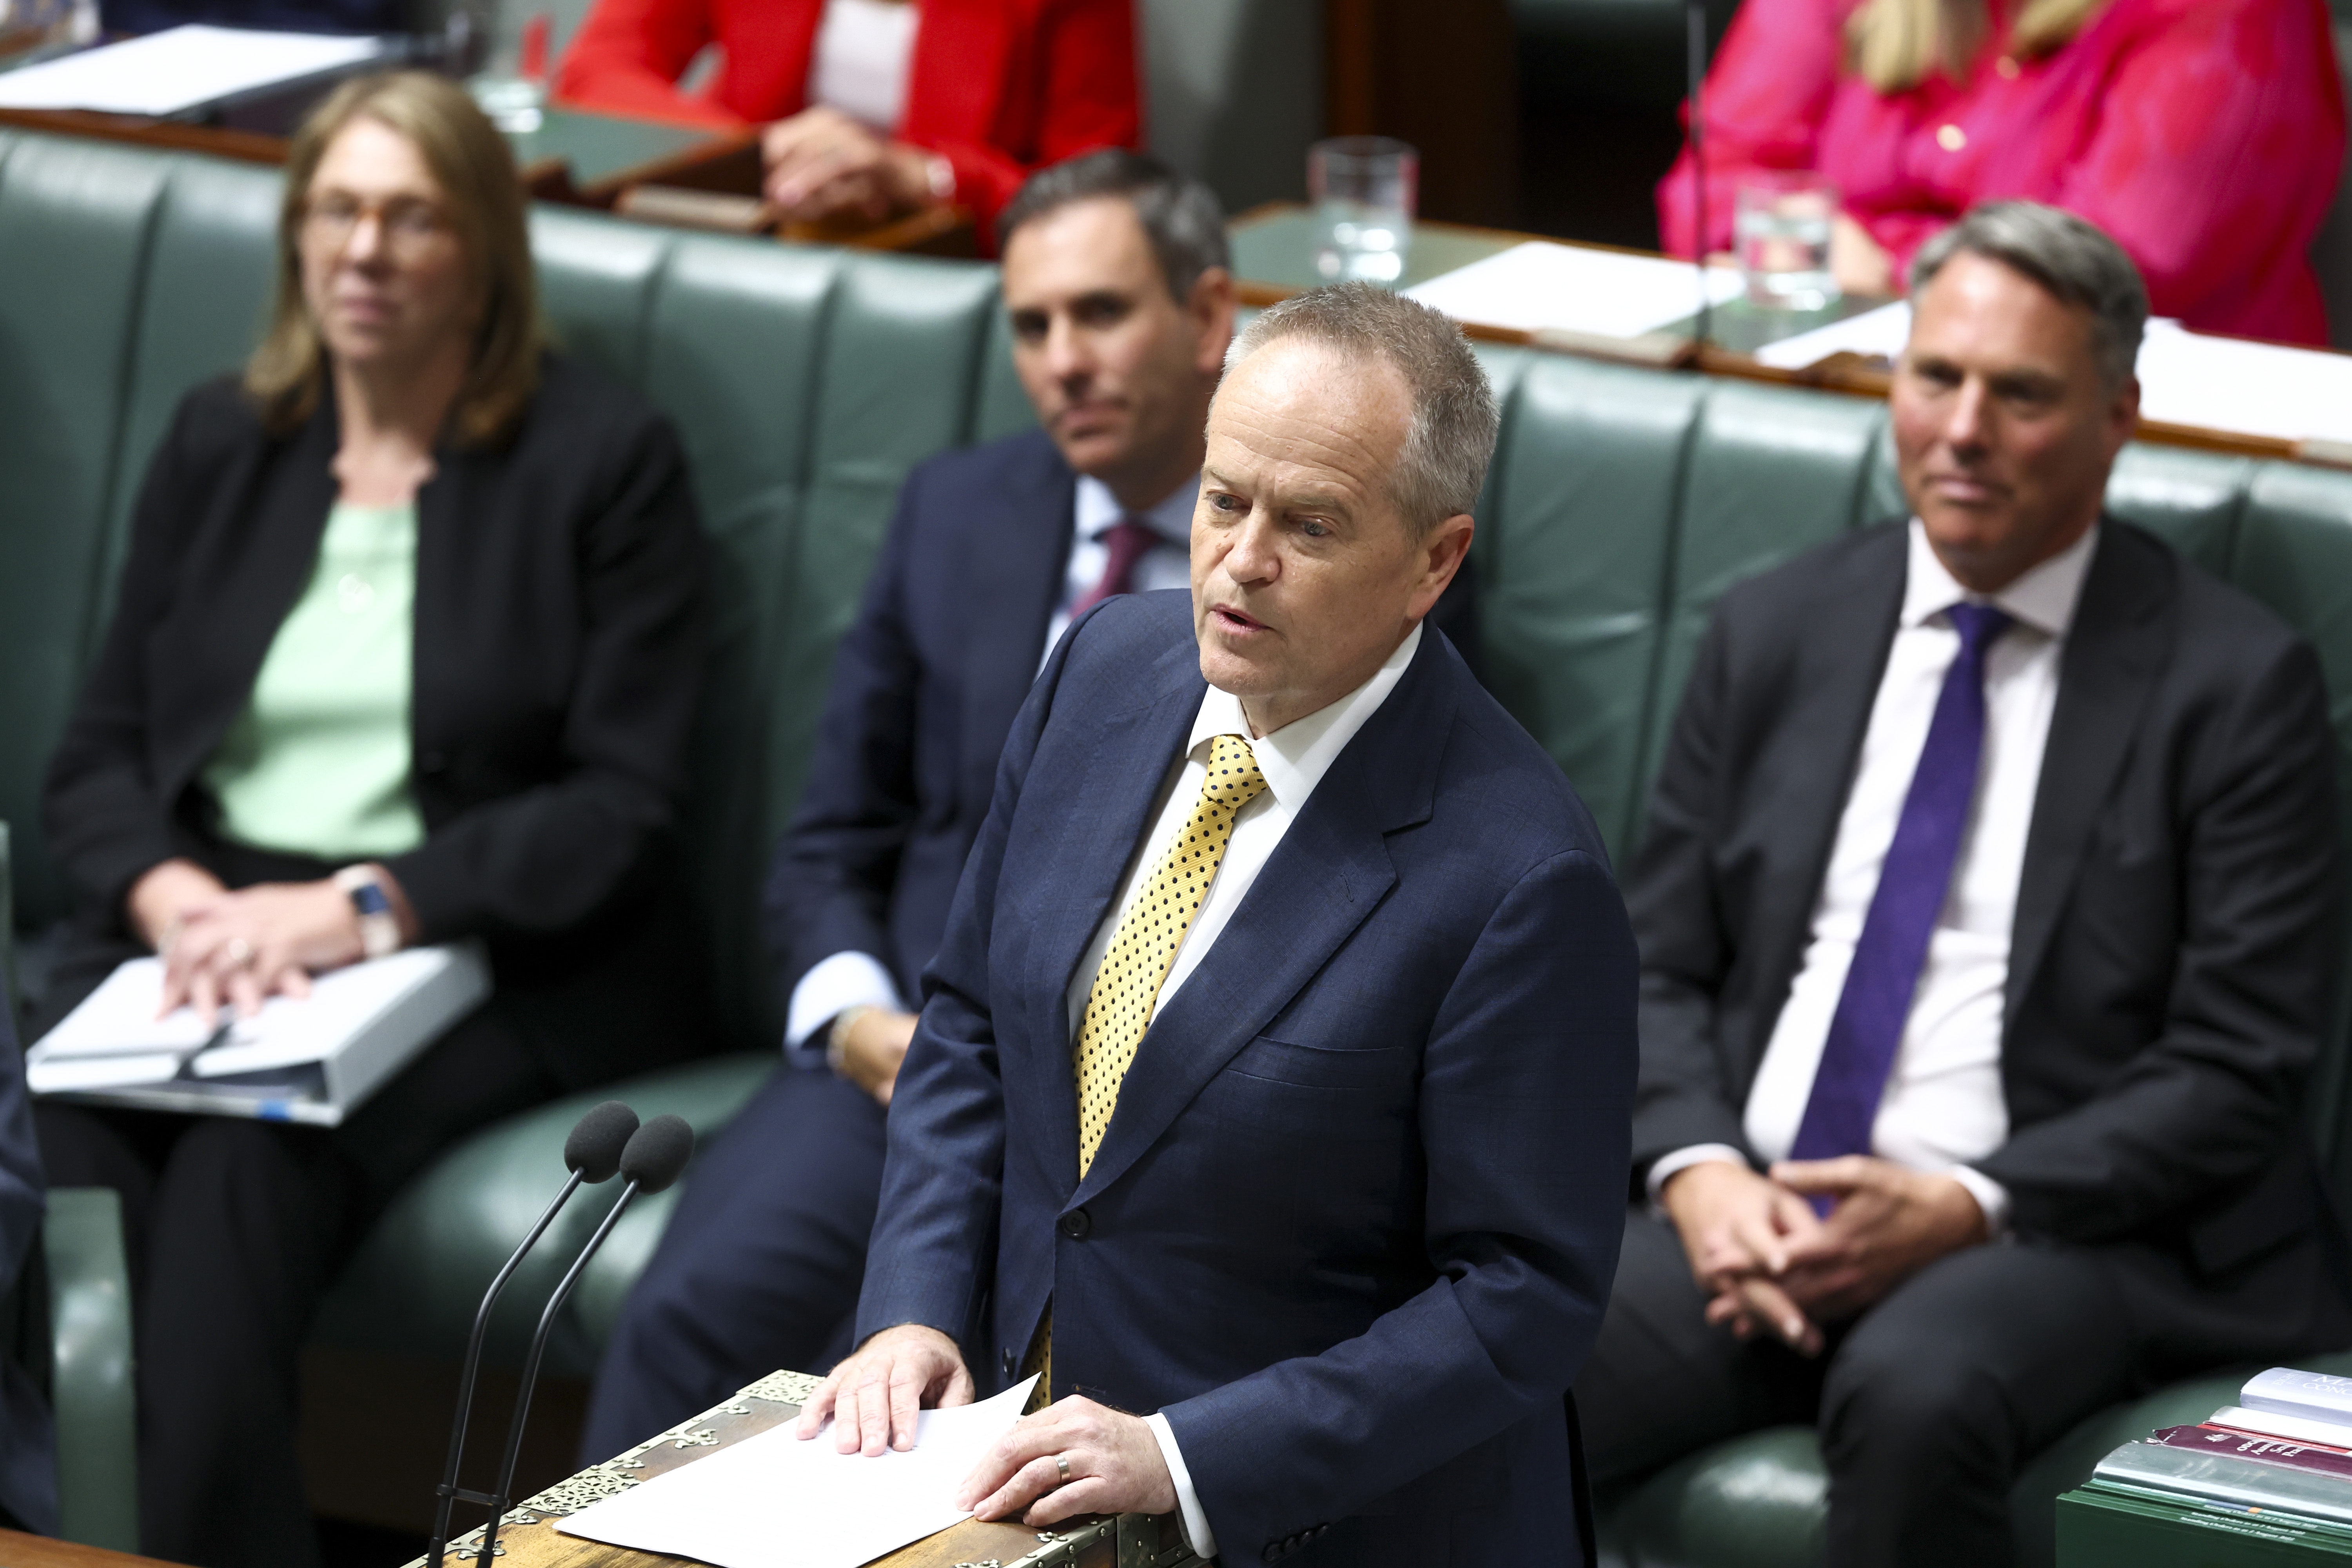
top-left (477, 1114), bottom-right (697, 1562)
top-left (1688, 0), bottom-right (1714, 354)
top-left (426, 1100), bottom-right (639, 1568)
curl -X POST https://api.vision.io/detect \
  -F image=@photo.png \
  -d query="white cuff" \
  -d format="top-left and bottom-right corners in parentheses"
top-left (783, 950), bottom-right (906, 1064)
top-left (1948, 1163), bottom-right (2012, 1239)
top-left (1144, 1412), bottom-right (1217, 1562)
top-left (1644, 1143), bottom-right (1751, 1213)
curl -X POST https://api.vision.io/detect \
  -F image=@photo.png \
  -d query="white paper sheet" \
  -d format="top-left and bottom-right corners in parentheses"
top-left (1750, 301), bottom-right (1913, 369)
top-left (1404, 242), bottom-right (1744, 340)
top-left (558, 1377), bottom-right (1039, 1568)
top-left (0, 25), bottom-right (388, 116)
top-left (2132, 320), bottom-right (2352, 446)
top-left (1754, 305), bottom-right (2352, 446)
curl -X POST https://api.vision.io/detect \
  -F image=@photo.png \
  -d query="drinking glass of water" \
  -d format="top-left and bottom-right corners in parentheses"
top-left (1310, 137), bottom-right (1417, 285)
top-left (1735, 173), bottom-right (1841, 311)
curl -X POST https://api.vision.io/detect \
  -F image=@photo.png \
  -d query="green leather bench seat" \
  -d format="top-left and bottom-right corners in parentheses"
top-left (8, 132), bottom-right (2352, 1563)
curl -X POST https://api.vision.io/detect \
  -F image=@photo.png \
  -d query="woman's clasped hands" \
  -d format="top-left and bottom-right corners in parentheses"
top-left (129, 857), bottom-right (406, 1024)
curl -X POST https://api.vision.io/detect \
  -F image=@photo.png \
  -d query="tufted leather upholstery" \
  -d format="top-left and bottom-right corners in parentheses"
top-left (7, 134), bottom-right (2352, 1558)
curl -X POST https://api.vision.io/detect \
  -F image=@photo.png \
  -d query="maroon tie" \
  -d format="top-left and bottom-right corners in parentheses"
top-left (1068, 517), bottom-right (1160, 619)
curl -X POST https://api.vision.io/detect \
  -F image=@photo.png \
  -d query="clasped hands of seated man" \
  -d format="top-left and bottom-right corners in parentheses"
top-left (760, 107), bottom-right (945, 227)
top-left (127, 857), bottom-right (418, 1025)
top-left (793, 1325), bottom-right (1178, 1525)
top-left (1661, 1157), bottom-right (1988, 1356)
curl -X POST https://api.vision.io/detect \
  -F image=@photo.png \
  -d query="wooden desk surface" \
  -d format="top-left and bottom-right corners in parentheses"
top-left (408, 1371), bottom-right (1187, 1568)
top-left (1227, 203), bottom-right (2323, 468)
top-left (0, 1529), bottom-right (178, 1566)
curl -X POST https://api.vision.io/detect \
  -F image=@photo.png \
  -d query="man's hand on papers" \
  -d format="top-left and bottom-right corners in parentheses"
top-left (795, 1324), bottom-right (975, 1456)
top-left (954, 1396), bottom-right (1177, 1527)
top-left (1661, 1159), bottom-right (1829, 1355)
top-left (1768, 1156), bottom-right (1989, 1319)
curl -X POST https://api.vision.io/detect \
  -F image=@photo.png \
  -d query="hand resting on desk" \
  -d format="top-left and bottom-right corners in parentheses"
top-left (796, 1323), bottom-right (1177, 1524)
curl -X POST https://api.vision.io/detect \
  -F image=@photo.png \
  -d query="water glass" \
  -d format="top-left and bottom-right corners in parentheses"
top-left (1309, 137), bottom-right (1417, 285)
top-left (1735, 173), bottom-right (1840, 311)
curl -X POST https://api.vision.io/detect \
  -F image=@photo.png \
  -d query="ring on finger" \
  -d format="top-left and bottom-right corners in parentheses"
top-left (1055, 1455), bottom-right (1071, 1487)
top-left (223, 937), bottom-right (256, 969)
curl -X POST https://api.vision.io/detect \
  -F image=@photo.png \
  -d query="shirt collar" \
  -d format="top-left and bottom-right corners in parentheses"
top-left (1901, 517), bottom-right (2099, 639)
top-left (1074, 472), bottom-right (1199, 548)
top-left (1185, 622), bottom-right (1423, 811)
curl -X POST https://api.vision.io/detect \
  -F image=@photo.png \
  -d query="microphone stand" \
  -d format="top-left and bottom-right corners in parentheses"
top-left (1688, 0), bottom-right (1713, 358)
top-left (425, 1169), bottom-right (583, 1568)
top-left (476, 1178), bottom-right (650, 1563)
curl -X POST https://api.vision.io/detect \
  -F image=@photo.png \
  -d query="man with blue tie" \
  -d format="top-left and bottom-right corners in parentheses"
top-left (792, 282), bottom-right (1638, 1566)
top-left (1577, 203), bottom-right (2352, 1565)
top-left (579, 149), bottom-right (1239, 1456)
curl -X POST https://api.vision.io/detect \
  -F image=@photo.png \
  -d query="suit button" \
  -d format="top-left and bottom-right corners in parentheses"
top-left (1058, 1208), bottom-right (1092, 1239)
top-left (1001, 1348), bottom-right (1016, 1377)
top-left (1262, 1546), bottom-right (1283, 1564)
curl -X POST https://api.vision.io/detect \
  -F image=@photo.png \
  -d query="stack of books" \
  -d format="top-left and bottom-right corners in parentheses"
top-left (2062, 1368), bottom-right (2352, 1561)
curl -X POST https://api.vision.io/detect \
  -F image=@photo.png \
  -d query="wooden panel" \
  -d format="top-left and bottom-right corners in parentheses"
top-left (0, 1529), bottom-right (179, 1567)
top-left (1318, 0), bottom-right (1520, 227)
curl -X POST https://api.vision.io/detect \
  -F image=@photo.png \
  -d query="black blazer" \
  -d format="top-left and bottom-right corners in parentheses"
top-left (764, 426), bottom-right (1486, 1014)
top-left (1631, 518), bottom-right (2349, 1353)
top-left (43, 355), bottom-right (709, 1085)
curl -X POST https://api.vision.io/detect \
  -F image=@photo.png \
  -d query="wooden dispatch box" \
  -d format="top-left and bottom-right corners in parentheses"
top-left (410, 1369), bottom-right (1207, 1568)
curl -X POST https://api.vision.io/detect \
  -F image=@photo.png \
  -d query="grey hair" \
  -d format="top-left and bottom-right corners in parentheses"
top-left (1909, 201), bottom-right (2149, 388)
top-left (997, 149), bottom-right (1230, 301)
top-left (1225, 281), bottom-right (1499, 537)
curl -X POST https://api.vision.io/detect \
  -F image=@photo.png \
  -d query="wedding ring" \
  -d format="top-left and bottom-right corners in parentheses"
top-left (1055, 1455), bottom-right (1071, 1486)
top-left (223, 937), bottom-right (256, 969)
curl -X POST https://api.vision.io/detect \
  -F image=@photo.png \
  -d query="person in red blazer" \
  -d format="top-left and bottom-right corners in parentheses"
top-left (1657, 0), bottom-right (2347, 345)
top-left (554, 0), bottom-right (1139, 245)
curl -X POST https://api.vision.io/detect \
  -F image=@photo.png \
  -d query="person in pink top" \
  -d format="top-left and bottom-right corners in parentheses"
top-left (1658, 0), bottom-right (2346, 344)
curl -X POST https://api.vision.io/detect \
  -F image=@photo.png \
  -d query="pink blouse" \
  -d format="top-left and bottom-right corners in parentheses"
top-left (1657, 0), bottom-right (2346, 344)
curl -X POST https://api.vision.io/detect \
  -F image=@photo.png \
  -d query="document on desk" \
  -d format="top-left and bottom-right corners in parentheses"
top-left (1751, 301), bottom-right (1913, 370)
top-left (558, 1377), bottom-right (1038, 1568)
top-left (1405, 241), bottom-right (1744, 340)
top-left (0, 25), bottom-right (389, 116)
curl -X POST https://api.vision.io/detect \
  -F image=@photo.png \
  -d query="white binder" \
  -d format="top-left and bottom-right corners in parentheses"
top-left (27, 943), bottom-right (492, 1126)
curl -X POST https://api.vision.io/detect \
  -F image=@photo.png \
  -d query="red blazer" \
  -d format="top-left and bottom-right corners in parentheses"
top-left (554, 0), bottom-right (1139, 238)
top-left (1658, 0), bottom-right (2346, 344)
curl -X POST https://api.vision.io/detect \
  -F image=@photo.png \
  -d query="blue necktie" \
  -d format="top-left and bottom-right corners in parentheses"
top-left (1788, 603), bottom-right (2013, 1192)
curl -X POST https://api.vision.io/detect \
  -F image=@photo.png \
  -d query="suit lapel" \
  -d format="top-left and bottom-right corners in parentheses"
top-left (1070, 635), bottom-right (1450, 1205)
top-left (2004, 523), bottom-right (2171, 1025)
top-left (1740, 526), bottom-right (1907, 1086)
top-left (1016, 634), bottom-right (1203, 1184)
top-left (960, 437), bottom-right (1076, 813)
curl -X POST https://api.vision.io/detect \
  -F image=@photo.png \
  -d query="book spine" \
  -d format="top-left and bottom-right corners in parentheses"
top-left (2246, 1370), bottom-right (2352, 1426)
top-left (2153, 1428), bottom-right (2352, 1486)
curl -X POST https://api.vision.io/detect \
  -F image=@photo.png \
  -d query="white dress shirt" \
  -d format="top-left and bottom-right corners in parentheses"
top-left (808, 0), bottom-right (919, 132)
top-left (1064, 622), bottom-right (1421, 1562)
top-left (1648, 520), bottom-right (2101, 1232)
top-left (783, 473), bottom-right (1195, 1057)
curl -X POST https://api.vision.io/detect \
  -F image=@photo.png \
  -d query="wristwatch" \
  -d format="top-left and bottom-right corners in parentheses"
top-left (334, 865), bottom-right (403, 960)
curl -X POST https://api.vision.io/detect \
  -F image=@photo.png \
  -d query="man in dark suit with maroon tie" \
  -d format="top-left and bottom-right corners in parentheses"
top-left (1577, 203), bottom-right (2352, 1565)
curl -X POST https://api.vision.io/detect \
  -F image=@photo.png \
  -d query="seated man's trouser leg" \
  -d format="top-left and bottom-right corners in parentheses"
top-left (581, 1066), bottom-right (887, 1460)
top-left (1575, 1209), bottom-right (2142, 1568)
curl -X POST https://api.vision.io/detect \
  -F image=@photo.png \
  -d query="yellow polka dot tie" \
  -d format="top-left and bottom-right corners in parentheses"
top-left (1027, 733), bottom-right (1268, 1408)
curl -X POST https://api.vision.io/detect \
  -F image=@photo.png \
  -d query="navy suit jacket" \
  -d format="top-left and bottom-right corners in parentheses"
top-left (859, 590), bottom-right (1637, 1566)
top-left (766, 428), bottom-right (1079, 1008)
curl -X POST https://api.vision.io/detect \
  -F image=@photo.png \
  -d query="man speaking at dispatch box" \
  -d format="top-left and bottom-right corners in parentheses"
top-left (792, 281), bottom-right (1638, 1568)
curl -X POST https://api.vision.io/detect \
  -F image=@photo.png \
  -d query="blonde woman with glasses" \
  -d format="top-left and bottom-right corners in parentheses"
top-left (36, 69), bottom-right (709, 1567)
top-left (1658, 0), bottom-right (2345, 343)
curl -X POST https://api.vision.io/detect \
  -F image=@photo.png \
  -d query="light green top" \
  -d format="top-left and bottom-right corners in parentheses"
top-left (203, 500), bottom-right (427, 860)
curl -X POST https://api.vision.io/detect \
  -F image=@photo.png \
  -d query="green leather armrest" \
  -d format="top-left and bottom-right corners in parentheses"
top-left (44, 1186), bottom-right (136, 1553)
top-left (1606, 1349), bottom-right (2352, 1568)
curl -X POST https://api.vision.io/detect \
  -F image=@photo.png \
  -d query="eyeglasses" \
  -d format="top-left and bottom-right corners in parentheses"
top-left (302, 191), bottom-right (456, 258)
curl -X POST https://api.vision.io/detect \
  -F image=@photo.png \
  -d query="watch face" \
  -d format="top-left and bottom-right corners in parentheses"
top-left (352, 884), bottom-right (393, 918)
